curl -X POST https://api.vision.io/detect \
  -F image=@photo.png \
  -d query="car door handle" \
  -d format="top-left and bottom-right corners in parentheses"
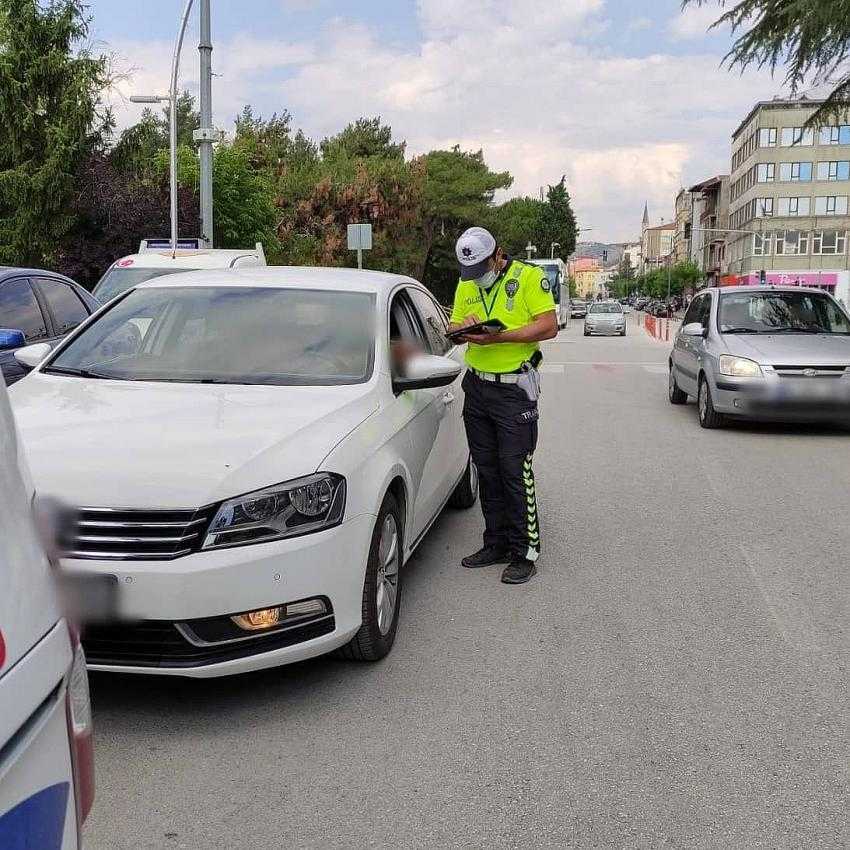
top-left (442, 392), bottom-right (455, 405)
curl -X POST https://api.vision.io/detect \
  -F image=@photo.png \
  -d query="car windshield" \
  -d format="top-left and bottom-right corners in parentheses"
top-left (718, 291), bottom-right (850, 335)
top-left (46, 286), bottom-right (377, 386)
top-left (589, 304), bottom-right (622, 314)
top-left (93, 267), bottom-right (196, 304)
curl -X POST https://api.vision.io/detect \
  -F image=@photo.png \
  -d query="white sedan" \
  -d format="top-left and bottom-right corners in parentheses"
top-left (10, 267), bottom-right (478, 677)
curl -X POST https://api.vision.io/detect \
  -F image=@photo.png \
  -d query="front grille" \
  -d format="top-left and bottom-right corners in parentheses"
top-left (67, 506), bottom-right (217, 561)
top-left (82, 616), bottom-right (336, 668)
top-left (772, 365), bottom-right (848, 378)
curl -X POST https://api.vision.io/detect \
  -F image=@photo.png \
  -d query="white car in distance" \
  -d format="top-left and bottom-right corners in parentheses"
top-left (10, 268), bottom-right (478, 677)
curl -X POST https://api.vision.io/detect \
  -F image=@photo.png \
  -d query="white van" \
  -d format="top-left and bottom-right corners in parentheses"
top-left (0, 379), bottom-right (94, 849)
top-left (528, 258), bottom-right (569, 329)
top-left (92, 238), bottom-right (267, 304)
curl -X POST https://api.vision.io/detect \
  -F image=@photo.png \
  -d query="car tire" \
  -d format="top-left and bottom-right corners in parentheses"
top-left (698, 376), bottom-right (725, 429)
top-left (620, 329), bottom-right (626, 336)
top-left (583, 329), bottom-right (590, 336)
top-left (449, 456), bottom-right (478, 509)
top-left (338, 493), bottom-right (402, 662)
top-left (668, 366), bottom-right (688, 405)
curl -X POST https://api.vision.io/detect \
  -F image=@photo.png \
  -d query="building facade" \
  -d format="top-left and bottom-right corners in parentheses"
top-left (673, 189), bottom-right (694, 264)
top-left (641, 217), bottom-right (675, 275)
top-left (688, 175), bottom-right (730, 284)
top-left (568, 257), bottom-right (601, 298)
top-left (727, 97), bottom-right (850, 303)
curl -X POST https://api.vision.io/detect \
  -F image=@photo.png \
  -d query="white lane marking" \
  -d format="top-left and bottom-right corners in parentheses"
top-left (544, 361), bottom-right (667, 367)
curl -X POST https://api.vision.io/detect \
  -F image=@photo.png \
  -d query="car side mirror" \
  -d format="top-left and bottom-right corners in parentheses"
top-left (681, 322), bottom-right (706, 338)
top-left (393, 353), bottom-right (461, 393)
top-left (14, 342), bottom-right (53, 369)
top-left (0, 328), bottom-right (26, 351)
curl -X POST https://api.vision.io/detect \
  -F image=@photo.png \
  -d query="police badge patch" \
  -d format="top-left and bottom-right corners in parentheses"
top-left (505, 278), bottom-right (519, 311)
top-left (540, 277), bottom-right (551, 293)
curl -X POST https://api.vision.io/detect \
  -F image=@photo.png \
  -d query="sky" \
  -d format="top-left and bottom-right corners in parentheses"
top-left (85, 0), bottom-right (788, 243)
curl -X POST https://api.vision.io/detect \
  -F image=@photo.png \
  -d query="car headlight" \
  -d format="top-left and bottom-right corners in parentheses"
top-left (719, 355), bottom-right (763, 378)
top-left (203, 473), bottom-right (346, 549)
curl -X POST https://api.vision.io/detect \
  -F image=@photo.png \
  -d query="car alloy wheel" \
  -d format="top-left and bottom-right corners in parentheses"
top-left (338, 492), bottom-right (403, 661)
top-left (375, 514), bottom-right (400, 635)
top-left (698, 377), bottom-right (725, 429)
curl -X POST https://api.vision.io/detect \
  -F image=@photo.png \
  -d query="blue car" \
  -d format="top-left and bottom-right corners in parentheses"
top-left (0, 269), bottom-right (98, 386)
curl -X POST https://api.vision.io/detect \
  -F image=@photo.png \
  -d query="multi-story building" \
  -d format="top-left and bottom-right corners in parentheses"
top-left (673, 189), bottom-right (695, 263)
top-left (640, 204), bottom-right (675, 275)
top-left (568, 257), bottom-right (601, 298)
top-left (621, 242), bottom-right (642, 275)
top-left (727, 97), bottom-right (850, 303)
top-left (688, 175), bottom-right (730, 284)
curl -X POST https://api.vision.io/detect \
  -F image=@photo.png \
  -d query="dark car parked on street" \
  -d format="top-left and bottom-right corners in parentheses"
top-left (0, 268), bottom-right (98, 385)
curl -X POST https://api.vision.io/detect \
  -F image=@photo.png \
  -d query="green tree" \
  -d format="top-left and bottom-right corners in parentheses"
top-left (162, 144), bottom-right (281, 257)
top-left (487, 196), bottom-right (546, 256)
top-left (111, 91), bottom-right (199, 178)
top-left (0, 0), bottom-right (112, 266)
top-left (321, 117), bottom-right (406, 161)
top-left (538, 176), bottom-right (578, 260)
top-left (417, 146), bottom-right (512, 302)
top-left (685, 0), bottom-right (850, 124)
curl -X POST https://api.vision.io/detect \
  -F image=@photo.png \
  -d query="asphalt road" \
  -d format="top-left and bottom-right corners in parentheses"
top-left (86, 315), bottom-right (849, 849)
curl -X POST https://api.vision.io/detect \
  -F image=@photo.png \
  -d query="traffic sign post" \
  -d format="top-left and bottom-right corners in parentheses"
top-left (347, 223), bottom-right (373, 270)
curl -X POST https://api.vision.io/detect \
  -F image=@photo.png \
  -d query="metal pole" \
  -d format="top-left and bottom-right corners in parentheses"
top-left (357, 248), bottom-right (363, 270)
top-left (169, 0), bottom-right (195, 255)
top-left (198, 0), bottom-right (214, 246)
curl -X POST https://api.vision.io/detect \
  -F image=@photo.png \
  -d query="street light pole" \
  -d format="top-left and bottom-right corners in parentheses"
top-left (550, 242), bottom-right (560, 259)
top-left (197, 0), bottom-right (214, 246)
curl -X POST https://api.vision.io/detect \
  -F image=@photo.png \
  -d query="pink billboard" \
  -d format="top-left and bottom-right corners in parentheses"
top-left (724, 272), bottom-right (838, 288)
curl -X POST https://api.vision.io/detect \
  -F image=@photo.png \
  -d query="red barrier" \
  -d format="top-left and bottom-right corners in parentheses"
top-left (645, 315), bottom-right (656, 338)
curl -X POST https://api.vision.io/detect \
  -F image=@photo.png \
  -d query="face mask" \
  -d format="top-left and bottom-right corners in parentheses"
top-left (474, 269), bottom-right (498, 289)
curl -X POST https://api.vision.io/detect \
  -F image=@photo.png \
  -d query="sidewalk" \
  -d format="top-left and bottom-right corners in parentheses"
top-left (637, 312), bottom-right (680, 344)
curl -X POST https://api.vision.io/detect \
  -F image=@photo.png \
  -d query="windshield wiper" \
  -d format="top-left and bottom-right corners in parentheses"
top-left (42, 365), bottom-right (123, 379)
top-left (761, 327), bottom-right (824, 334)
top-left (721, 328), bottom-right (758, 334)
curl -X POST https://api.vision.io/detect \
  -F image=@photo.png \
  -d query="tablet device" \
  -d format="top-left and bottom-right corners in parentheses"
top-left (445, 319), bottom-right (506, 340)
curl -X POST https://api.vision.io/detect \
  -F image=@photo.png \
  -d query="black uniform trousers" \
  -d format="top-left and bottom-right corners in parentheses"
top-left (462, 370), bottom-right (540, 562)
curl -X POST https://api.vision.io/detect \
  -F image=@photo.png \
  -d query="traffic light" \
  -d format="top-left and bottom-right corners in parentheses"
top-left (759, 269), bottom-right (766, 285)
top-left (602, 250), bottom-right (608, 264)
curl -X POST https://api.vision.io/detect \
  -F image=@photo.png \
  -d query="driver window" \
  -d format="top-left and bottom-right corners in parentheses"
top-left (389, 292), bottom-right (426, 378)
top-left (682, 296), bottom-right (703, 327)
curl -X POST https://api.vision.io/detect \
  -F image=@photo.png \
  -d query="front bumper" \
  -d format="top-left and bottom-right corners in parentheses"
top-left (63, 513), bottom-right (375, 677)
top-left (585, 323), bottom-right (625, 336)
top-left (712, 374), bottom-right (850, 422)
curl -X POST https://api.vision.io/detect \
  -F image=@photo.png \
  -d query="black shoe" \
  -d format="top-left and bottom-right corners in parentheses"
top-left (462, 546), bottom-right (510, 569)
top-left (501, 559), bottom-right (537, 584)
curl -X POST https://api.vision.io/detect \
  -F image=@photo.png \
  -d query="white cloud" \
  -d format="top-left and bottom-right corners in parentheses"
top-left (668, 4), bottom-right (723, 41)
top-left (103, 0), bottom-right (777, 241)
top-left (627, 17), bottom-right (653, 33)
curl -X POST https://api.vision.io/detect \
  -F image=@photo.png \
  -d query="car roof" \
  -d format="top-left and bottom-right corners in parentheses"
top-left (700, 284), bottom-right (836, 297)
top-left (111, 249), bottom-right (263, 270)
top-left (135, 266), bottom-right (422, 296)
top-left (0, 266), bottom-right (76, 283)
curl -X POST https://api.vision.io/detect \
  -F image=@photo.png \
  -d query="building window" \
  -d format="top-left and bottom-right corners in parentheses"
top-left (775, 230), bottom-right (809, 256)
top-left (814, 195), bottom-right (849, 215)
top-left (753, 197), bottom-right (774, 218)
top-left (812, 230), bottom-right (847, 255)
top-left (777, 196), bottom-right (810, 216)
top-left (752, 232), bottom-right (773, 256)
top-left (781, 127), bottom-right (814, 147)
top-left (757, 163), bottom-right (776, 183)
top-left (819, 126), bottom-right (850, 146)
top-left (817, 161), bottom-right (850, 181)
top-left (779, 162), bottom-right (813, 182)
top-left (759, 128), bottom-right (777, 147)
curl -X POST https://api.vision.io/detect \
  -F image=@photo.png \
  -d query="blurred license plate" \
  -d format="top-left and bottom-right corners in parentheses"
top-left (58, 572), bottom-right (118, 623)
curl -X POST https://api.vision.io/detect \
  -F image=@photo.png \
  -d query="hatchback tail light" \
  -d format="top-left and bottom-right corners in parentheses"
top-left (65, 624), bottom-right (95, 832)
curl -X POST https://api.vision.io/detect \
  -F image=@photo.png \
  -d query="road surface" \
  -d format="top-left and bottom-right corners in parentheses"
top-left (86, 316), bottom-right (849, 849)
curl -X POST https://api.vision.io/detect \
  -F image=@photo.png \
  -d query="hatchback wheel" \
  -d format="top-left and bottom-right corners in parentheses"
top-left (449, 456), bottom-right (479, 509)
top-left (668, 366), bottom-right (688, 405)
top-left (338, 493), bottom-right (402, 661)
top-left (698, 376), bottom-right (725, 429)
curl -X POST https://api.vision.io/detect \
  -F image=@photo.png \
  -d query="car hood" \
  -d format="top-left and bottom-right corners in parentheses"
top-left (725, 333), bottom-right (850, 366)
top-left (10, 375), bottom-right (378, 509)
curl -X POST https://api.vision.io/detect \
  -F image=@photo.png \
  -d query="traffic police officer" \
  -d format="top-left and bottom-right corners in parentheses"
top-left (448, 227), bottom-right (558, 584)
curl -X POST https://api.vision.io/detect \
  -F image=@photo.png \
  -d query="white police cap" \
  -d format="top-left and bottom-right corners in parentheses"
top-left (456, 227), bottom-right (497, 281)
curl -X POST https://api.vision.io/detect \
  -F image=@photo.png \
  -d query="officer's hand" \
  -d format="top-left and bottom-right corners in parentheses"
top-left (463, 332), bottom-right (500, 346)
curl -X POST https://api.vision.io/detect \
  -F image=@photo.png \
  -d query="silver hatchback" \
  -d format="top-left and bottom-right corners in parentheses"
top-left (585, 302), bottom-right (626, 336)
top-left (669, 285), bottom-right (850, 427)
